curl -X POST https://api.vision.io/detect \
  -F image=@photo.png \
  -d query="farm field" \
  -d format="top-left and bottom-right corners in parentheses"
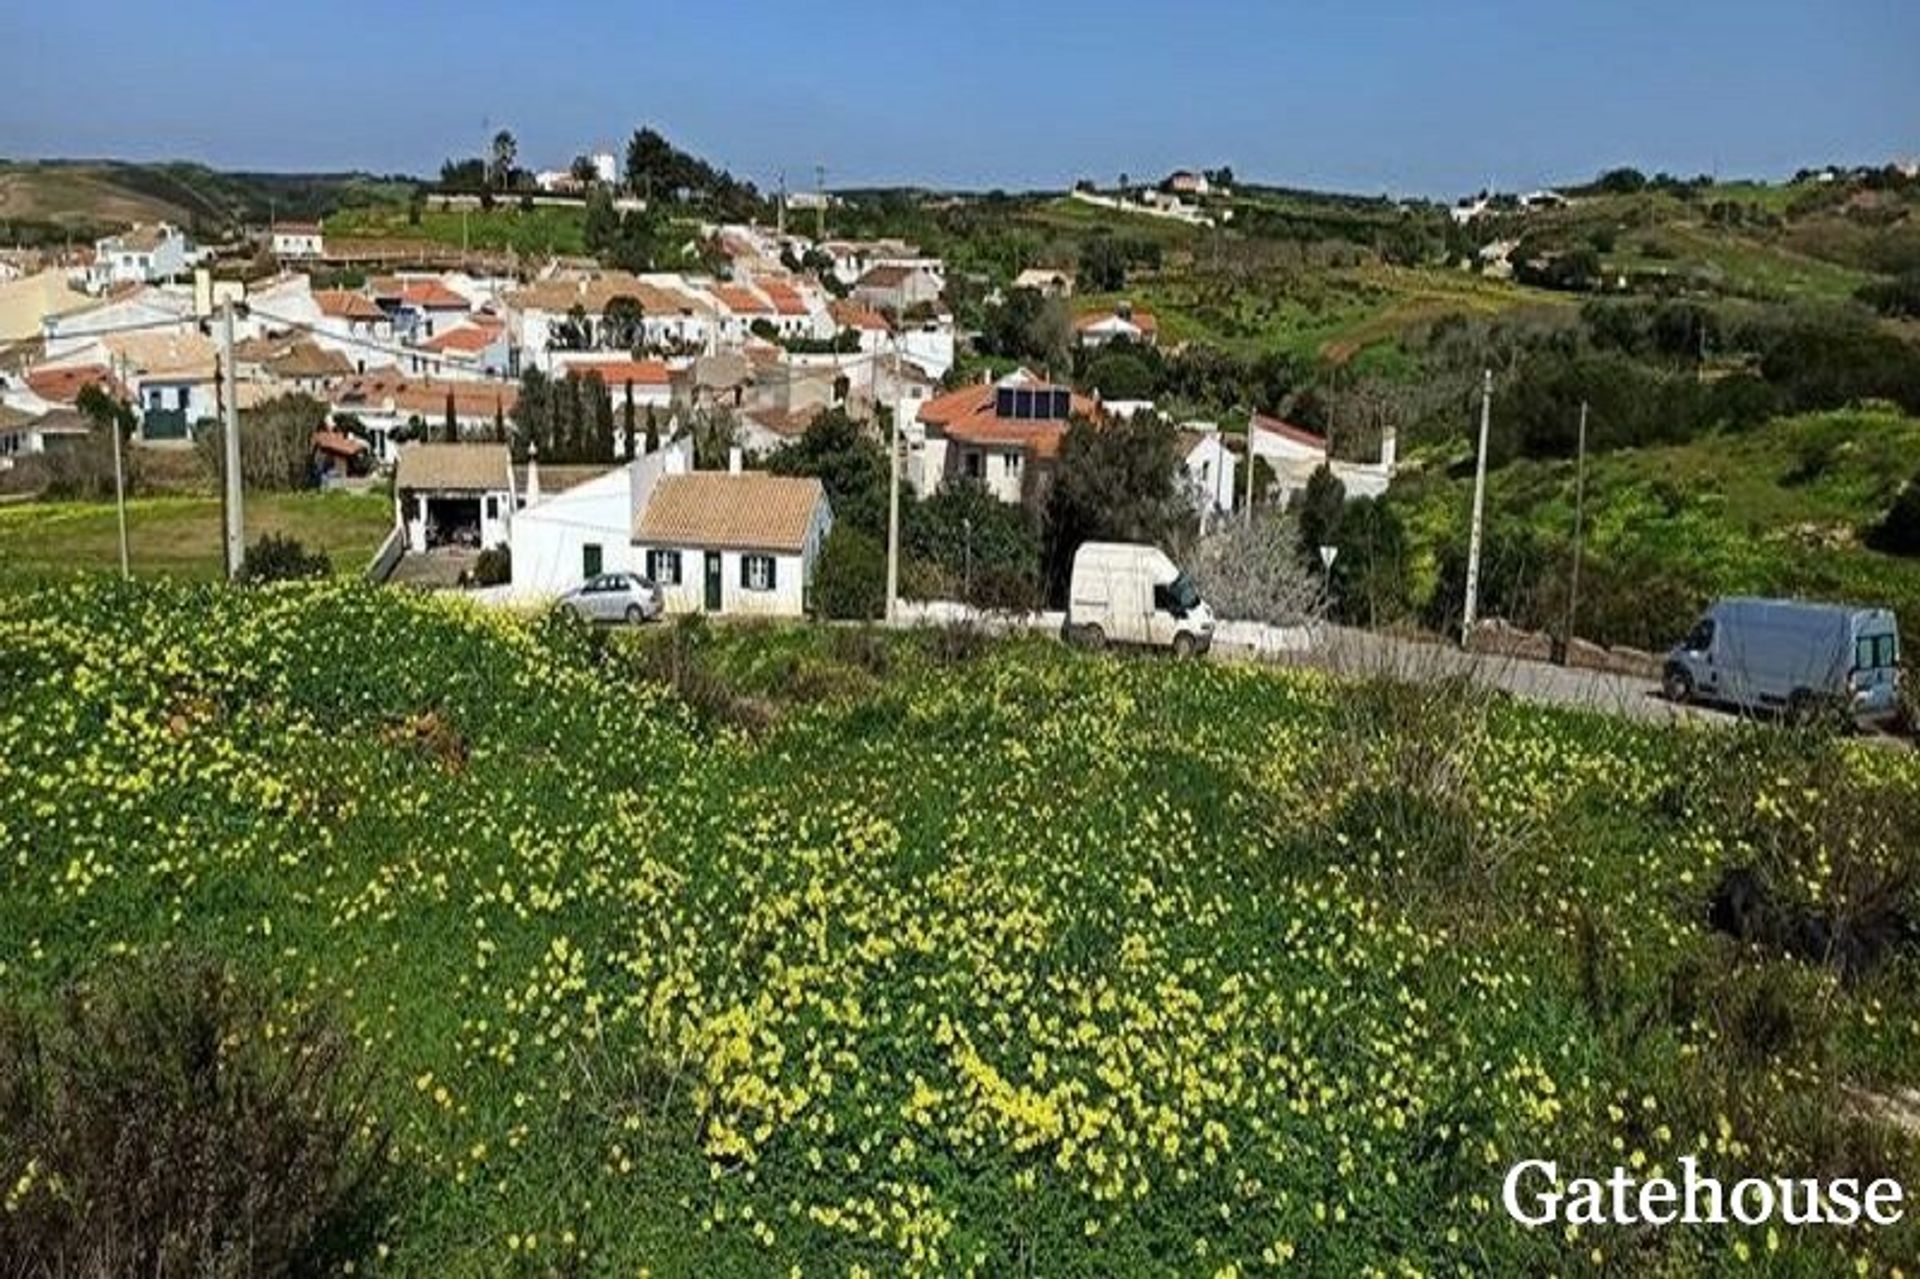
top-left (3, 582), bottom-right (1918, 1274)
top-left (325, 204), bottom-right (591, 257)
top-left (0, 491), bottom-right (393, 587)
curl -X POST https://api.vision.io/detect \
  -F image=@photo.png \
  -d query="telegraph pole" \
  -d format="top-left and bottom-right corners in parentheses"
top-left (110, 353), bottom-right (129, 578)
top-left (1563, 400), bottom-right (1589, 656)
top-left (220, 300), bottom-right (245, 578)
top-left (775, 171), bottom-right (786, 239)
top-left (885, 339), bottom-right (901, 623)
top-left (1461, 367), bottom-right (1493, 645)
top-left (1243, 407), bottom-right (1258, 525)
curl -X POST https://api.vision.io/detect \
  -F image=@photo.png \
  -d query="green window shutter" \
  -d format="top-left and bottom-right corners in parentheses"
top-left (739, 555), bottom-right (750, 588)
top-left (766, 557), bottom-right (778, 590)
top-left (583, 543), bottom-right (603, 578)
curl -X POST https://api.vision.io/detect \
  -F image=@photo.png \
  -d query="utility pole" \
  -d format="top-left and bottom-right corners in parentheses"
top-left (110, 353), bottom-right (129, 579)
top-left (1243, 407), bottom-right (1258, 525)
top-left (220, 300), bottom-right (244, 579)
top-left (1563, 400), bottom-right (1589, 657)
top-left (775, 171), bottom-right (786, 239)
top-left (1461, 367), bottom-right (1493, 645)
top-left (885, 339), bottom-right (902, 623)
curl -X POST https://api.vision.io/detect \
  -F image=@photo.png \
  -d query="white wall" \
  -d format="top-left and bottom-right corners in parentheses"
top-left (509, 467), bottom-right (640, 599)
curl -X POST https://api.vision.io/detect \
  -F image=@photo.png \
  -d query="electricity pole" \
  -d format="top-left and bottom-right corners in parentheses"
top-left (1461, 367), bottom-right (1493, 645)
top-left (1563, 400), bottom-right (1589, 656)
top-left (220, 300), bottom-right (245, 578)
top-left (110, 352), bottom-right (129, 578)
top-left (885, 340), bottom-right (901, 623)
top-left (1242, 407), bottom-right (1258, 525)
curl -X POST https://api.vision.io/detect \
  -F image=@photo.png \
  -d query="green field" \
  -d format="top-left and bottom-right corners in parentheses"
top-left (326, 204), bottom-right (590, 256)
top-left (3, 583), bottom-right (1918, 1274)
top-left (1387, 408), bottom-right (1920, 647)
top-left (0, 491), bottom-right (394, 586)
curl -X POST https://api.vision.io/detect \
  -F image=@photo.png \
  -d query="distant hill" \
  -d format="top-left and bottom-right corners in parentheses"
top-left (0, 160), bottom-right (415, 244)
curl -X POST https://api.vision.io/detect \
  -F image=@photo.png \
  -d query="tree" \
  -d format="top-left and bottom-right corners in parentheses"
top-left (622, 381), bottom-right (637, 461)
top-left (570, 154), bottom-right (600, 185)
top-left (1187, 511), bottom-right (1325, 625)
top-left (489, 130), bottom-right (517, 191)
top-left (812, 525), bottom-right (888, 620)
top-left (1079, 237), bottom-right (1130, 292)
top-left (1294, 464), bottom-right (1346, 560)
top-left (765, 408), bottom-right (890, 536)
top-left (582, 372), bottom-right (615, 462)
top-left (443, 390), bottom-right (458, 443)
top-left (238, 533), bottom-right (330, 584)
top-left (1042, 414), bottom-right (1191, 602)
top-left (602, 295), bottom-right (645, 350)
top-left (1868, 469), bottom-right (1920, 556)
top-left (688, 407), bottom-right (737, 471)
top-left (906, 478), bottom-right (1041, 609)
top-left (644, 404), bottom-right (660, 454)
top-left (195, 393), bottom-right (326, 491)
top-left (1082, 347), bottom-right (1158, 400)
top-left (1328, 495), bottom-right (1411, 626)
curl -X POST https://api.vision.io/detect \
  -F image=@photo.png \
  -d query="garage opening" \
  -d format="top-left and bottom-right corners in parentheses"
top-left (426, 496), bottom-right (483, 548)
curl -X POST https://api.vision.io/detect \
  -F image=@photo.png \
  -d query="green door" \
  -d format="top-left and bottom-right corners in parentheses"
top-left (704, 551), bottom-right (722, 612)
top-left (581, 543), bottom-right (603, 579)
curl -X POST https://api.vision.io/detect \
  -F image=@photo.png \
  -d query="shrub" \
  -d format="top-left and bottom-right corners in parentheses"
top-left (813, 525), bottom-right (887, 621)
top-left (471, 544), bottom-right (512, 586)
top-left (238, 533), bottom-right (331, 584)
top-left (1867, 470), bottom-right (1920, 555)
top-left (0, 957), bottom-right (390, 1276)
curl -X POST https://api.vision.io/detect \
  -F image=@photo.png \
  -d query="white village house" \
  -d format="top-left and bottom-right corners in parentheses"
top-left (270, 223), bottom-right (325, 260)
top-left (393, 442), bottom-right (517, 553)
top-left (634, 458), bottom-right (831, 618)
top-left (509, 437), bottom-right (694, 597)
top-left (86, 224), bottom-right (195, 292)
top-left (1248, 412), bottom-right (1398, 503)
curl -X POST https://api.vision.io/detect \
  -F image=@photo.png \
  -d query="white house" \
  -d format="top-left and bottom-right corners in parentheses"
top-left (42, 289), bottom-right (192, 361)
top-left (314, 290), bottom-right (396, 367)
top-left (87, 224), bottom-right (194, 292)
top-left (393, 442), bottom-right (518, 553)
top-left (0, 404), bottom-right (90, 467)
top-left (1074, 302), bottom-right (1159, 348)
top-left (332, 378), bottom-right (517, 465)
top-left (633, 458), bottom-right (832, 618)
top-left (270, 223), bottom-right (325, 260)
top-left (1178, 425), bottom-right (1238, 522)
top-left (1012, 267), bottom-right (1075, 297)
top-left (508, 437), bottom-right (694, 598)
top-left (1248, 412), bottom-right (1398, 504)
top-left (849, 264), bottom-right (943, 316)
top-left (912, 369), bottom-right (1096, 506)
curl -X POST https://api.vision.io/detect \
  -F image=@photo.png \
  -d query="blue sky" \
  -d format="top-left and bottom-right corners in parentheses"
top-left (4, 0), bottom-right (1915, 197)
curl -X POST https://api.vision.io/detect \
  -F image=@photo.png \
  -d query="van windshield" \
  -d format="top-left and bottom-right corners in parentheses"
top-left (1855, 633), bottom-right (1899, 671)
top-left (1168, 572), bottom-right (1202, 612)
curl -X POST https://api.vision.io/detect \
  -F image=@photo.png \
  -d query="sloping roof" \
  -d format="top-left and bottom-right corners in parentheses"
top-left (916, 376), bottom-right (1098, 462)
top-left (0, 269), bottom-right (91, 342)
top-left (264, 340), bottom-right (353, 380)
top-left (107, 330), bottom-right (218, 380)
top-left (854, 264), bottom-right (915, 290)
top-left (393, 442), bottom-right (513, 492)
top-left (311, 429), bottom-right (367, 458)
top-left (757, 279), bottom-right (811, 316)
top-left (418, 326), bottom-right (501, 355)
top-left (503, 273), bottom-right (713, 317)
top-left (829, 299), bottom-right (890, 332)
top-left (1075, 306), bottom-right (1158, 335)
top-left (316, 290), bottom-right (385, 321)
top-left (1250, 412), bottom-right (1328, 451)
top-left (741, 404), bottom-right (821, 440)
top-left (334, 375), bottom-right (516, 421)
top-left (634, 472), bottom-right (826, 552)
top-left (710, 283), bottom-right (773, 315)
top-left (0, 405), bottom-right (90, 437)
top-left (400, 280), bottom-right (469, 310)
top-left (559, 358), bottom-right (671, 386)
top-left (25, 364), bottom-right (118, 404)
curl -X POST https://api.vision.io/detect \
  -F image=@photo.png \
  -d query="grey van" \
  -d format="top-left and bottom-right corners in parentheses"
top-left (1662, 597), bottom-right (1901, 725)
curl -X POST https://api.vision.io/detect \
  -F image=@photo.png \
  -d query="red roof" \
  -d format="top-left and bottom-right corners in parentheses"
top-left (917, 379), bottom-right (1099, 462)
top-left (401, 280), bottom-right (469, 310)
top-left (315, 290), bottom-right (385, 321)
top-left (557, 358), bottom-right (671, 386)
top-left (25, 364), bottom-right (118, 404)
top-left (757, 279), bottom-right (811, 316)
top-left (830, 299), bottom-right (890, 332)
top-left (1250, 412), bottom-right (1327, 450)
top-left (334, 376), bottom-right (516, 420)
top-left (710, 283), bottom-right (773, 315)
top-left (311, 429), bottom-right (367, 458)
top-left (419, 326), bottom-right (500, 354)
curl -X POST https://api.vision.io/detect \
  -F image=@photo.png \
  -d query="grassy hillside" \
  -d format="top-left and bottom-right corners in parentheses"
top-left (324, 203), bottom-right (589, 256)
top-left (0, 491), bottom-right (394, 587)
top-left (0, 160), bottom-right (413, 241)
top-left (3, 583), bottom-right (1919, 1273)
top-left (1383, 407), bottom-right (1920, 647)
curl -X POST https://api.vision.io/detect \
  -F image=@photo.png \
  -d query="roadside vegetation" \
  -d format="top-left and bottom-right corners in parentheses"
top-left (3, 581), bottom-right (1919, 1273)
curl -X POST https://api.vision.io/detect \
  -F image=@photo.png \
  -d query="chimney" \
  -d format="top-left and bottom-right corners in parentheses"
top-left (525, 440), bottom-right (541, 505)
top-left (727, 446), bottom-right (743, 474)
top-left (1379, 424), bottom-right (1398, 473)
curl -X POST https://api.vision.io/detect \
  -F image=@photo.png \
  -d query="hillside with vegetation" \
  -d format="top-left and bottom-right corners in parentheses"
top-left (3, 582), bottom-right (1919, 1274)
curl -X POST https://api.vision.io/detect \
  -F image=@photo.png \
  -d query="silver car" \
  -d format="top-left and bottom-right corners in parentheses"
top-left (560, 572), bottom-right (663, 625)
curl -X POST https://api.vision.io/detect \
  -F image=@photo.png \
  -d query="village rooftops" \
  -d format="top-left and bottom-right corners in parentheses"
top-left (393, 442), bottom-right (513, 493)
top-left (503, 273), bottom-right (713, 316)
top-left (916, 375), bottom-right (1099, 461)
top-left (633, 472), bottom-right (826, 553)
top-left (263, 340), bottom-right (353, 380)
top-left (556, 357), bottom-right (671, 385)
top-left (315, 290), bottom-right (387, 321)
top-left (334, 375), bottom-right (517, 420)
top-left (829, 299), bottom-right (890, 332)
top-left (1074, 304), bottom-right (1158, 337)
top-left (418, 326), bottom-right (503, 355)
top-left (25, 364), bottom-right (121, 404)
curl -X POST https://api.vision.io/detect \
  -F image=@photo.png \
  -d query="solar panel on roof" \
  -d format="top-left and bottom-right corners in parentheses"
top-left (1052, 389), bottom-right (1071, 419)
top-left (1014, 388), bottom-right (1034, 419)
top-left (995, 387), bottom-right (1016, 417)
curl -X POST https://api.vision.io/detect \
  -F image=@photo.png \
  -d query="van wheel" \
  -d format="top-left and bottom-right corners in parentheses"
top-left (1661, 665), bottom-right (1694, 704)
top-left (1172, 632), bottom-right (1198, 659)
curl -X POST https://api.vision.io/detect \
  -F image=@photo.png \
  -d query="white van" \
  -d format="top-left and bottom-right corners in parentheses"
top-left (1664, 597), bottom-right (1901, 725)
top-left (1064, 542), bottom-right (1216, 656)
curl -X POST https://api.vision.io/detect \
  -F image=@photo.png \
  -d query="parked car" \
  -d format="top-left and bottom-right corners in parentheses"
top-left (559, 572), bottom-right (663, 625)
top-left (1662, 596), bottom-right (1901, 725)
top-left (1064, 542), bottom-right (1215, 656)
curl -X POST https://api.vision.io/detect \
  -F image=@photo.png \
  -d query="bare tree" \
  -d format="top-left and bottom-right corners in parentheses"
top-left (1187, 509), bottom-right (1327, 625)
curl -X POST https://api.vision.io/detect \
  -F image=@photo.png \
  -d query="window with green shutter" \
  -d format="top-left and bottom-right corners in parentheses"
top-left (582, 543), bottom-right (603, 578)
top-left (742, 554), bottom-right (776, 592)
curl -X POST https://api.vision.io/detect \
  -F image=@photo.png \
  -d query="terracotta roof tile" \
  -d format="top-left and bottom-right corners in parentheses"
top-left (634, 472), bottom-right (826, 552)
top-left (315, 290), bottom-right (385, 321)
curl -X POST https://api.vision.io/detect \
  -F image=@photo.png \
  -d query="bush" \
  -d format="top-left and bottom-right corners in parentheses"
top-left (238, 533), bottom-right (331, 585)
top-left (471, 544), bottom-right (512, 586)
top-left (1867, 470), bottom-right (1920, 555)
top-left (0, 957), bottom-right (390, 1276)
top-left (813, 525), bottom-right (887, 621)
top-left (194, 394), bottom-right (327, 492)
